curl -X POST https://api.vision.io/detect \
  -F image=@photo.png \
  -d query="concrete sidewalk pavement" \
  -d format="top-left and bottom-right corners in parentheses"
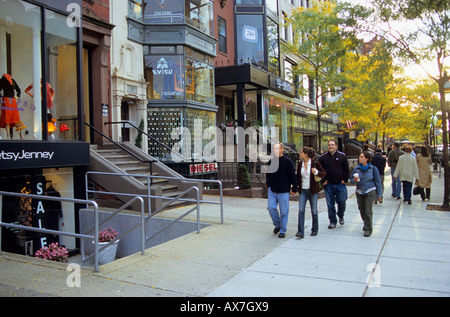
top-left (0, 171), bottom-right (449, 297)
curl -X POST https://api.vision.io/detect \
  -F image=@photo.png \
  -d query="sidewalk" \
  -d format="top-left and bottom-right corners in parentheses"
top-left (0, 171), bottom-right (449, 297)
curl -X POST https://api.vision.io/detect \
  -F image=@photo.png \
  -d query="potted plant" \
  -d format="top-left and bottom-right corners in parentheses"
top-left (94, 226), bottom-right (119, 265)
top-left (35, 242), bottom-right (69, 263)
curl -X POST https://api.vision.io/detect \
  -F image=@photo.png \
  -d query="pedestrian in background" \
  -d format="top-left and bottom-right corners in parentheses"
top-left (371, 149), bottom-right (386, 203)
top-left (416, 146), bottom-right (432, 200)
top-left (266, 143), bottom-right (297, 238)
top-left (393, 146), bottom-right (420, 204)
top-left (351, 152), bottom-right (383, 237)
top-left (295, 147), bottom-right (326, 238)
top-left (388, 142), bottom-right (404, 200)
top-left (319, 139), bottom-right (349, 229)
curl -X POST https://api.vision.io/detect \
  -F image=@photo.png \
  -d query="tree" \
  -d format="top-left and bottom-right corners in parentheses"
top-left (332, 40), bottom-right (407, 146)
top-left (346, 0), bottom-right (450, 207)
top-left (285, 0), bottom-right (364, 151)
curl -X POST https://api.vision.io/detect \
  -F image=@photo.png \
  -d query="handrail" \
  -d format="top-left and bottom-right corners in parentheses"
top-left (79, 196), bottom-right (145, 265)
top-left (85, 121), bottom-right (157, 183)
top-left (85, 171), bottom-right (224, 224)
top-left (0, 191), bottom-right (107, 272)
top-left (104, 120), bottom-right (190, 162)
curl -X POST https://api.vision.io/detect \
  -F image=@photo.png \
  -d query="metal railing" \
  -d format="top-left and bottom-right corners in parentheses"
top-left (79, 195), bottom-right (145, 269)
top-left (0, 191), bottom-right (146, 272)
top-left (85, 121), bottom-right (158, 183)
top-left (85, 171), bottom-right (224, 224)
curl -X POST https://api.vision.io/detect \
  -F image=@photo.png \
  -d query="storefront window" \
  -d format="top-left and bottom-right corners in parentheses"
top-left (0, 0), bottom-right (41, 140)
top-left (0, 1), bottom-right (79, 142)
top-left (144, 54), bottom-right (184, 100)
top-left (142, 0), bottom-right (213, 36)
top-left (236, 14), bottom-right (264, 68)
top-left (45, 9), bottom-right (78, 141)
top-left (0, 167), bottom-right (75, 255)
top-left (267, 18), bottom-right (279, 76)
top-left (263, 91), bottom-right (293, 144)
top-left (184, 56), bottom-right (214, 105)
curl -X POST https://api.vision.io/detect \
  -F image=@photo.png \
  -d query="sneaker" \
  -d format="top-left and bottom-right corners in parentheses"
top-left (273, 227), bottom-right (280, 234)
top-left (364, 231), bottom-right (371, 237)
top-left (278, 233), bottom-right (286, 238)
top-left (328, 223), bottom-right (336, 229)
top-left (339, 217), bottom-right (344, 225)
top-left (310, 232), bottom-right (318, 236)
top-left (295, 233), bottom-right (304, 239)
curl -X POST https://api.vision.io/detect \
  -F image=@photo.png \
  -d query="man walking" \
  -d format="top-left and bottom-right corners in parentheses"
top-left (388, 142), bottom-right (404, 199)
top-left (266, 143), bottom-right (297, 238)
top-left (371, 149), bottom-right (387, 203)
top-left (319, 140), bottom-right (349, 229)
top-left (393, 146), bottom-right (419, 204)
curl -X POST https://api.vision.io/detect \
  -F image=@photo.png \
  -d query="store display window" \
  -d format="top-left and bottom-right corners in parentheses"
top-left (0, 168), bottom-right (75, 255)
top-left (0, 0), bottom-right (79, 141)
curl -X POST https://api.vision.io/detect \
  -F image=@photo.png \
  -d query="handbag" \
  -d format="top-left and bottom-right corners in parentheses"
top-left (313, 162), bottom-right (322, 183)
top-left (413, 186), bottom-right (421, 195)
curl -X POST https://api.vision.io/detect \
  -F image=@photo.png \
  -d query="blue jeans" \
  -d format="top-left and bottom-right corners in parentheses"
top-left (267, 188), bottom-right (290, 234)
top-left (297, 189), bottom-right (319, 236)
top-left (324, 182), bottom-right (348, 224)
top-left (391, 168), bottom-right (401, 198)
top-left (402, 181), bottom-right (413, 202)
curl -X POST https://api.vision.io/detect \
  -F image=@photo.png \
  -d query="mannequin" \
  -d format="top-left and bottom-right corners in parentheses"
top-left (25, 80), bottom-right (55, 109)
top-left (0, 74), bottom-right (21, 139)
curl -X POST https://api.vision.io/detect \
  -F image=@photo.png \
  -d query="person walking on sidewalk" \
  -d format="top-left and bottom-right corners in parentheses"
top-left (319, 139), bottom-right (349, 229)
top-left (371, 149), bottom-right (386, 203)
top-left (295, 147), bottom-right (326, 238)
top-left (416, 146), bottom-right (432, 200)
top-left (266, 143), bottom-right (298, 238)
top-left (388, 142), bottom-right (404, 200)
top-left (393, 146), bottom-right (420, 204)
top-left (351, 152), bottom-right (383, 237)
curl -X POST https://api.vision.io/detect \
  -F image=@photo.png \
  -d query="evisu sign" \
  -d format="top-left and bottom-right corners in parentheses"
top-left (190, 163), bottom-right (218, 175)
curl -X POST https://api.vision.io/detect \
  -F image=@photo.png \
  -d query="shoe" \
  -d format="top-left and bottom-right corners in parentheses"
top-left (339, 217), bottom-right (344, 225)
top-left (364, 231), bottom-right (371, 237)
top-left (396, 197), bottom-right (401, 200)
top-left (328, 223), bottom-right (336, 229)
top-left (407, 201), bottom-right (412, 205)
top-left (295, 233), bottom-right (304, 239)
top-left (278, 233), bottom-right (285, 238)
top-left (310, 232), bottom-right (317, 236)
top-left (273, 227), bottom-right (280, 234)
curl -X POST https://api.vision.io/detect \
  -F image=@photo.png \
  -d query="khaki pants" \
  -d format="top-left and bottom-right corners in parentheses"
top-left (356, 191), bottom-right (376, 234)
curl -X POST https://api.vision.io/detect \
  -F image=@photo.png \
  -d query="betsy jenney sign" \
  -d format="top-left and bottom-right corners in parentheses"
top-left (0, 141), bottom-right (90, 169)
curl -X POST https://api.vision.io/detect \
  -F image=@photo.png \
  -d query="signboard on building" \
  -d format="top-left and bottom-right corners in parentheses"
top-left (0, 141), bottom-right (90, 169)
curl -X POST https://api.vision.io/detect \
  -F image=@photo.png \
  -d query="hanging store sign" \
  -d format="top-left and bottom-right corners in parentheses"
top-left (0, 141), bottom-right (90, 169)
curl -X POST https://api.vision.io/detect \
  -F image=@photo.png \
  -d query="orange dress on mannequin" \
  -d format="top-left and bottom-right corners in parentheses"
top-left (0, 74), bottom-right (21, 128)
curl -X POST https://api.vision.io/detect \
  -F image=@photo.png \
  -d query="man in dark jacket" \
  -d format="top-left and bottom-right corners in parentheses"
top-left (371, 149), bottom-right (386, 203)
top-left (266, 143), bottom-right (297, 238)
top-left (319, 140), bottom-right (349, 229)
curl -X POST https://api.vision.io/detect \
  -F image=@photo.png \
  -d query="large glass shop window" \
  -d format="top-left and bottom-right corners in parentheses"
top-left (145, 54), bottom-right (184, 100)
top-left (0, 0), bottom-right (42, 140)
top-left (236, 14), bottom-right (264, 69)
top-left (0, 1), bottom-right (78, 141)
top-left (45, 9), bottom-right (78, 141)
top-left (184, 50), bottom-right (214, 105)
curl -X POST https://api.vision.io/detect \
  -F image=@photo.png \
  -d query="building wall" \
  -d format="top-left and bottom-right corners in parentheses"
top-left (110, 0), bottom-right (148, 150)
top-left (214, 0), bottom-right (235, 67)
